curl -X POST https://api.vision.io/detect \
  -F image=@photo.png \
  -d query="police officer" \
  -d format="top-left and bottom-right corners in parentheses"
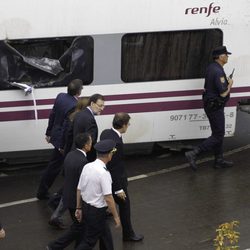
top-left (185, 46), bottom-right (234, 170)
top-left (75, 139), bottom-right (121, 250)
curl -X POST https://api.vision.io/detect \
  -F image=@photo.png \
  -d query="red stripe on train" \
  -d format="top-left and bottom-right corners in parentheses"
top-left (0, 89), bottom-right (203, 108)
top-left (0, 86), bottom-right (249, 108)
top-left (0, 96), bottom-right (242, 122)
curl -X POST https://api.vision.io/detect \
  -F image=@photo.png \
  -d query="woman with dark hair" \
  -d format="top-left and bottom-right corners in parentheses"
top-left (69, 96), bottom-right (89, 122)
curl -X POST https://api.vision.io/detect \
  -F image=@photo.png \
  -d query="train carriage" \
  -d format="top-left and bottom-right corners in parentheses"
top-left (0, 0), bottom-right (250, 162)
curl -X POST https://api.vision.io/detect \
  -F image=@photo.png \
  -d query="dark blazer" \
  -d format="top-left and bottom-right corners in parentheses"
top-left (73, 108), bottom-right (98, 143)
top-left (100, 129), bottom-right (128, 192)
top-left (62, 149), bottom-right (88, 209)
top-left (70, 107), bottom-right (98, 161)
top-left (46, 93), bottom-right (77, 149)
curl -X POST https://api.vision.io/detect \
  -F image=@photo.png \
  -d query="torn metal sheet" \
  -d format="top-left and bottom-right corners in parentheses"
top-left (3, 42), bottom-right (63, 75)
top-left (0, 36), bottom-right (93, 90)
top-left (22, 57), bottom-right (63, 75)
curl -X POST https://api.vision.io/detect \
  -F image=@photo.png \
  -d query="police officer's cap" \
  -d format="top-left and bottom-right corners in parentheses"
top-left (212, 46), bottom-right (232, 56)
top-left (94, 139), bottom-right (116, 154)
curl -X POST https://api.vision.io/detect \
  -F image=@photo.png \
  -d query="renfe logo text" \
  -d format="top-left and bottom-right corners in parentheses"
top-left (185, 2), bottom-right (220, 17)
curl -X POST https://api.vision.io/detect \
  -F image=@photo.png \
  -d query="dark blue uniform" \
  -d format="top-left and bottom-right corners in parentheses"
top-left (199, 62), bottom-right (229, 157)
top-left (185, 45), bottom-right (233, 170)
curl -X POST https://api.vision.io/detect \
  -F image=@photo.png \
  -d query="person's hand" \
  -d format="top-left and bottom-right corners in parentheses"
top-left (75, 209), bottom-right (82, 222)
top-left (0, 228), bottom-right (5, 239)
top-left (116, 191), bottom-right (126, 201)
top-left (45, 136), bottom-right (51, 143)
top-left (59, 148), bottom-right (64, 155)
top-left (113, 216), bottom-right (121, 228)
top-left (228, 78), bottom-right (233, 87)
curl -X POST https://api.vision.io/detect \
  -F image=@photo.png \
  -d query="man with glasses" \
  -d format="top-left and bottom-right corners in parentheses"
top-left (185, 46), bottom-right (234, 170)
top-left (68, 93), bottom-right (105, 162)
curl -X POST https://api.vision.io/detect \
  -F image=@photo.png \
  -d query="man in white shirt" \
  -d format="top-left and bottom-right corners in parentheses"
top-left (75, 139), bottom-right (120, 250)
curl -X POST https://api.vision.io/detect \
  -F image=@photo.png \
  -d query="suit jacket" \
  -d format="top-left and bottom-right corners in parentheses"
top-left (46, 93), bottom-right (77, 149)
top-left (62, 149), bottom-right (88, 209)
top-left (73, 108), bottom-right (98, 143)
top-left (68, 107), bottom-right (98, 161)
top-left (100, 129), bottom-right (128, 192)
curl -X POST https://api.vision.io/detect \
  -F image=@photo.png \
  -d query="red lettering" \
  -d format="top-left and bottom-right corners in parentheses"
top-left (213, 6), bottom-right (220, 13)
top-left (191, 8), bottom-right (199, 14)
top-left (199, 7), bottom-right (207, 14)
top-left (184, 2), bottom-right (221, 17)
top-left (185, 8), bottom-right (192, 15)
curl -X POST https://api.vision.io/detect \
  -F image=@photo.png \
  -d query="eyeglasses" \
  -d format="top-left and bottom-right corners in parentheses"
top-left (95, 102), bottom-right (105, 109)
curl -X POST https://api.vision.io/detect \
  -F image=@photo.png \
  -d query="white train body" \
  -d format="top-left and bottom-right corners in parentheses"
top-left (0, 0), bottom-right (250, 156)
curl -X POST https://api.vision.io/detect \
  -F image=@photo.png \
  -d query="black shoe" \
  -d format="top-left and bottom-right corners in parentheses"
top-left (214, 159), bottom-right (233, 169)
top-left (48, 218), bottom-right (66, 230)
top-left (37, 192), bottom-right (50, 200)
top-left (185, 151), bottom-right (198, 171)
top-left (123, 234), bottom-right (144, 242)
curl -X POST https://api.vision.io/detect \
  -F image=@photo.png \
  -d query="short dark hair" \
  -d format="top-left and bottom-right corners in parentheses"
top-left (213, 55), bottom-right (220, 60)
top-left (113, 112), bottom-right (131, 129)
top-left (67, 79), bottom-right (83, 96)
top-left (75, 133), bottom-right (91, 149)
top-left (88, 94), bottom-right (104, 105)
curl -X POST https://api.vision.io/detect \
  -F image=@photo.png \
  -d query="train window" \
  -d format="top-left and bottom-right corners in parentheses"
top-left (121, 29), bottom-right (223, 82)
top-left (0, 36), bottom-right (93, 90)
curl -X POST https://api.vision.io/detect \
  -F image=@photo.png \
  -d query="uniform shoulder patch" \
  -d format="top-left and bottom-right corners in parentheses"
top-left (220, 77), bottom-right (225, 84)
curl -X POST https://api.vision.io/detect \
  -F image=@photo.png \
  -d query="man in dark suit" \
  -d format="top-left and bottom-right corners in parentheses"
top-left (47, 133), bottom-right (92, 250)
top-left (100, 113), bottom-right (144, 242)
top-left (37, 79), bottom-right (83, 200)
top-left (70, 93), bottom-right (105, 162)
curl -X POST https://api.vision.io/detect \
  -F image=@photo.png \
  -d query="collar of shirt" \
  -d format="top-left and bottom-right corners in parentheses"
top-left (112, 127), bottom-right (121, 138)
top-left (76, 148), bottom-right (87, 157)
top-left (87, 106), bottom-right (95, 116)
top-left (96, 158), bottom-right (108, 170)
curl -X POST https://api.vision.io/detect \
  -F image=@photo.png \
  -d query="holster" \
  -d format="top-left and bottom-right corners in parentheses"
top-left (203, 93), bottom-right (226, 112)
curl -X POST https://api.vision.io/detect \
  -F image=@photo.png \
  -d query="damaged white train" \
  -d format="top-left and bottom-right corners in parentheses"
top-left (0, 0), bottom-right (250, 163)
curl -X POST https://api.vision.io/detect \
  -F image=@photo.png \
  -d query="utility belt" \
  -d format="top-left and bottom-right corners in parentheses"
top-left (202, 92), bottom-right (228, 112)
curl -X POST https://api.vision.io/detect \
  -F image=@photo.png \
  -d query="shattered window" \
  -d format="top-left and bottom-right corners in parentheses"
top-left (0, 36), bottom-right (93, 90)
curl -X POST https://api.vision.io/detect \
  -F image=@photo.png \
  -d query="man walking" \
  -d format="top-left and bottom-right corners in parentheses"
top-left (69, 93), bottom-right (105, 162)
top-left (75, 139), bottom-right (121, 250)
top-left (185, 46), bottom-right (234, 170)
top-left (37, 79), bottom-right (83, 200)
top-left (47, 133), bottom-right (92, 249)
top-left (100, 113), bottom-right (144, 242)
